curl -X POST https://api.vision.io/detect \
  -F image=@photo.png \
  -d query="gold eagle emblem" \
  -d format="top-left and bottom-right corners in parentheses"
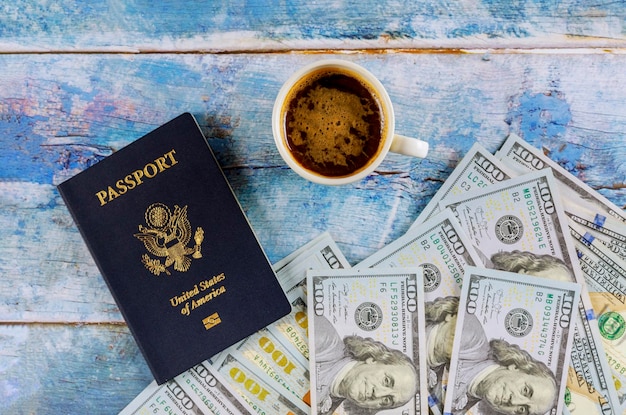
top-left (134, 203), bottom-right (204, 276)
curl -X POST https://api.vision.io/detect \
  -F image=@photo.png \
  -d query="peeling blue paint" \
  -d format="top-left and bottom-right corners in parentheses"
top-left (506, 91), bottom-right (572, 146)
top-left (133, 60), bottom-right (202, 89)
top-left (448, 23), bottom-right (530, 38)
top-left (0, 89), bottom-right (113, 183)
top-left (481, 0), bottom-right (577, 17)
top-left (14, 219), bottom-right (26, 236)
top-left (547, 143), bottom-right (585, 174)
top-left (1, 0), bottom-right (625, 48)
top-left (481, 0), bottom-right (528, 19)
top-left (0, 113), bottom-right (49, 181)
top-left (448, 133), bottom-right (479, 156)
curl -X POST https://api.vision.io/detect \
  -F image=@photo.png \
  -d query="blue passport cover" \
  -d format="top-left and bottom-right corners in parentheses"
top-left (57, 113), bottom-right (291, 384)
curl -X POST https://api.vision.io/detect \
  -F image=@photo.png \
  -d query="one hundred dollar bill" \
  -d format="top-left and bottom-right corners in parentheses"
top-left (440, 169), bottom-right (581, 286)
top-left (496, 133), bottom-right (626, 272)
top-left (119, 379), bottom-right (206, 415)
top-left (496, 133), bottom-right (626, 226)
top-left (209, 233), bottom-right (351, 406)
top-left (589, 291), bottom-right (626, 413)
top-left (273, 231), bottom-right (343, 272)
top-left (212, 352), bottom-right (309, 415)
top-left (267, 286), bottom-right (310, 360)
top-left (443, 267), bottom-right (581, 415)
top-left (356, 209), bottom-right (484, 413)
top-left (227, 231), bottom-right (348, 359)
top-left (307, 267), bottom-right (428, 415)
top-left (213, 231), bottom-right (348, 363)
top-left (358, 209), bottom-right (483, 297)
top-left (439, 168), bottom-right (623, 414)
top-left (412, 142), bottom-right (516, 227)
top-left (274, 231), bottom-right (351, 295)
top-left (177, 362), bottom-right (254, 415)
top-left (219, 326), bottom-right (311, 406)
top-left (567, 212), bottom-right (626, 263)
top-left (208, 234), bottom-right (352, 410)
top-left (569, 222), bottom-right (626, 413)
top-left (567, 301), bottom-right (622, 415)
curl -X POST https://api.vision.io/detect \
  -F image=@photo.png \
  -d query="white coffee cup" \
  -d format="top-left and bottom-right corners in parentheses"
top-left (272, 59), bottom-right (429, 185)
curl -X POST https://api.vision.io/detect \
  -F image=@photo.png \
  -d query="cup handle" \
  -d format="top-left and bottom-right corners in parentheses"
top-left (389, 134), bottom-right (429, 159)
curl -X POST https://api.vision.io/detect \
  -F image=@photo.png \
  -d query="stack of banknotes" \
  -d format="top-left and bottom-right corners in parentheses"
top-left (120, 134), bottom-right (626, 415)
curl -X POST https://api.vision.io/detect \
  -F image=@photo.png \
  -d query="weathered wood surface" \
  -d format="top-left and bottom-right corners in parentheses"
top-left (1, 52), bottom-right (626, 413)
top-left (2, 1), bottom-right (626, 414)
top-left (1, 324), bottom-right (152, 412)
top-left (1, 0), bottom-right (626, 52)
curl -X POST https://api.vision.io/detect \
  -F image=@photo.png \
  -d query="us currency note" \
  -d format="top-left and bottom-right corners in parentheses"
top-left (212, 352), bottom-right (309, 415)
top-left (567, 302), bottom-right (622, 415)
top-left (213, 230), bottom-right (348, 363)
top-left (496, 133), bottom-right (626, 226)
top-left (569, 222), bottom-right (626, 413)
top-left (274, 231), bottom-right (351, 295)
top-left (567, 212), bottom-right (626, 263)
top-left (119, 379), bottom-right (206, 415)
top-left (443, 267), bottom-right (581, 415)
top-left (307, 267), bottom-right (428, 415)
top-left (589, 291), bottom-right (626, 414)
top-left (177, 362), bottom-right (254, 415)
top-left (357, 209), bottom-right (484, 413)
top-left (440, 168), bottom-right (625, 414)
top-left (268, 232), bottom-right (351, 361)
top-left (358, 209), bottom-right (483, 296)
top-left (267, 286), bottom-right (310, 360)
top-left (496, 133), bottom-right (626, 270)
top-left (210, 232), bottom-right (351, 405)
top-left (122, 358), bottom-right (257, 415)
top-left (440, 169), bottom-right (580, 284)
top-left (273, 231), bottom-right (343, 272)
top-left (411, 142), bottom-right (515, 227)
top-left (219, 325), bottom-right (311, 406)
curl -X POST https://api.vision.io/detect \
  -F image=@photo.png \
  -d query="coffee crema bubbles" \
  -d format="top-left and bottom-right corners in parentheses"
top-left (282, 69), bottom-right (386, 178)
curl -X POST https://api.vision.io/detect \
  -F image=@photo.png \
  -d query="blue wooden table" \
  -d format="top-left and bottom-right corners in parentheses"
top-left (1, 1), bottom-right (626, 413)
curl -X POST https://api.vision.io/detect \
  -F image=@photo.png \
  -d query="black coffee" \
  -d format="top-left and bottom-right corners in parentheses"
top-left (283, 68), bottom-right (385, 177)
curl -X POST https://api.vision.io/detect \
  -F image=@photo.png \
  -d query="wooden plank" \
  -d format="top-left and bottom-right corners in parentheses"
top-left (0, 53), bottom-right (626, 322)
top-left (0, 324), bottom-right (153, 413)
top-left (1, 52), bottom-right (625, 325)
top-left (1, 0), bottom-right (625, 52)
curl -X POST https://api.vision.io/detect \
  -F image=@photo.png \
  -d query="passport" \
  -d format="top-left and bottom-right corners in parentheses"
top-left (58, 113), bottom-right (291, 384)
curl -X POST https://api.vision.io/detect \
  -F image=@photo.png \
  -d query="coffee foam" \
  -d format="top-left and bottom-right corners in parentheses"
top-left (283, 69), bottom-right (384, 177)
top-left (287, 84), bottom-right (375, 167)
